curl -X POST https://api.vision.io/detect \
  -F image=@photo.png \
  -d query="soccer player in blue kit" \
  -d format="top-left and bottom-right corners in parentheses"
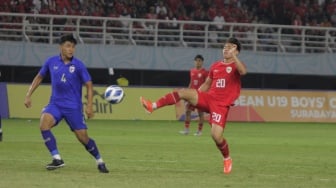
top-left (24, 34), bottom-right (109, 173)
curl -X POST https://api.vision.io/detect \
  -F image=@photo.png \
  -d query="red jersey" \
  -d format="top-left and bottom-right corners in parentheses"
top-left (189, 68), bottom-right (208, 89)
top-left (207, 61), bottom-right (242, 106)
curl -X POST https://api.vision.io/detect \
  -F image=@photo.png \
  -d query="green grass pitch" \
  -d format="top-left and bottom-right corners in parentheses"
top-left (0, 119), bottom-right (335, 188)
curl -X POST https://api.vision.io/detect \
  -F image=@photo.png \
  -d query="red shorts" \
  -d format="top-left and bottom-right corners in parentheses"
top-left (196, 91), bottom-right (230, 128)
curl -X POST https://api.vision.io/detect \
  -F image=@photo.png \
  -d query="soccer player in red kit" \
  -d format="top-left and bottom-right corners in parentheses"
top-left (179, 54), bottom-right (208, 136)
top-left (140, 37), bottom-right (247, 174)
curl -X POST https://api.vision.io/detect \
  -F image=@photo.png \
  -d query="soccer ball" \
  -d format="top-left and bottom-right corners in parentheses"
top-left (104, 85), bottom-right (125, 104)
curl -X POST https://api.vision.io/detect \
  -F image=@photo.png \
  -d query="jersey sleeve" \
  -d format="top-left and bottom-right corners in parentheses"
top-left (208, 64), bottom-right (215, 80)
top-left (78, 61), bottom-right (92, 84)
top-left (38, 58), bottom-right (51, 77)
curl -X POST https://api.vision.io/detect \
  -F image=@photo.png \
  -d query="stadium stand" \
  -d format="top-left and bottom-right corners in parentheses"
top-left (0, 0), bottom-right (336, 53)
top-left (2, 0), bottom-right (336, 89)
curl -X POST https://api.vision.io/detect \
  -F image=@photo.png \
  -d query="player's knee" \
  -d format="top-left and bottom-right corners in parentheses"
top-left (40, 124), bottom-right (51, 131)
top-left (40, 113), bottom-right (55, 130)
top-left (211, 134), bottom-right (221, 143)
top-left (180, 90), bottom-right (197, 104)
top-left (39, 120), bottom-right (54, 131)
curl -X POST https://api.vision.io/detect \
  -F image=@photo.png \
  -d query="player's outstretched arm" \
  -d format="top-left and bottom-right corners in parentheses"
top-left (24, 74), bottom-right (43, 108)
top-left (85, 81), bottom-right (94, 119)
top-left (233, 55), bottom-right (247, 75)
top-left (198, 77), bottom-right (212, 92)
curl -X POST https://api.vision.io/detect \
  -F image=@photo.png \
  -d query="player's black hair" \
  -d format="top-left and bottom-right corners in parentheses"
top-left (226, 37), bottom-right (241, 52)
top-left (194, 54), bottom-right (204, 61)
top-left (59, 34), bottom-right (77, 45)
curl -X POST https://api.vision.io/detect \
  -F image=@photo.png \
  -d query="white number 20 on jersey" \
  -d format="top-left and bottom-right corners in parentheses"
top-left (215, 78), bottom-right (225, 88)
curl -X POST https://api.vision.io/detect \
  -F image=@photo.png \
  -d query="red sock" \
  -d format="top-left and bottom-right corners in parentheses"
top-left (184, 121), bottom-right (190, 129)
top-left (216, 139), bottom-right (230, 159)
top-left (198, 123), bottom-right (203, 131)
top-left (156, 92), bottom-right (181, 108)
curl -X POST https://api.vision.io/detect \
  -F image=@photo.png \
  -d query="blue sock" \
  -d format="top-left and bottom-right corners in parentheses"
top-left (0, 115), bottom-right (2, 141)
top-left (85, 138), bottom-right (101, 160)
top-left (41, 130), bottom-right (59, 156)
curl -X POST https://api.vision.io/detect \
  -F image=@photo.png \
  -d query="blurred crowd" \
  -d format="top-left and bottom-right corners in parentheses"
top-left (1, 0), bottom-right (336, 28)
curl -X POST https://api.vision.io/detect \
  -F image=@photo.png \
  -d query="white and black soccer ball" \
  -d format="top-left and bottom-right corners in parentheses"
top-left (104, 85), bottom-right (125, 104)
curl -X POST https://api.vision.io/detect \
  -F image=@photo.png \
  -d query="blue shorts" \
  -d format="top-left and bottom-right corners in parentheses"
top-left (42, 104), bottom-right (87, 131)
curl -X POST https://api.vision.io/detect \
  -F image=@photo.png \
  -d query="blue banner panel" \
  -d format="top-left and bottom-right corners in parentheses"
top-left (0, 83), bottom-right (9, 118)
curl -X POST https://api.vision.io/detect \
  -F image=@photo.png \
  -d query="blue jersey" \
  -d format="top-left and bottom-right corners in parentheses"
top-left (39, 55), bottom-right (91, 109)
